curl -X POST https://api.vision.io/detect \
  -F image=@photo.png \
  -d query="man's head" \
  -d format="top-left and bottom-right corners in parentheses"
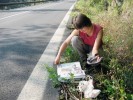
top-left (73, 13), bottom-right (92, 28)
top-left (73, 13), bottom-right (93, 33)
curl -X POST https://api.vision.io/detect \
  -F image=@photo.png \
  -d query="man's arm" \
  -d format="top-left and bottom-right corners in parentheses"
top-left (92, 29), bottom-right (103, 56)
top-left (54, 29), bottom-right (79, 64)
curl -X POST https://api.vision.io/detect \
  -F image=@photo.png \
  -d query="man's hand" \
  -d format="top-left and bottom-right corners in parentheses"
top-left (54, 56), bottom-right (60, 65)
top-left (87, 54), bottom-right (103, 65)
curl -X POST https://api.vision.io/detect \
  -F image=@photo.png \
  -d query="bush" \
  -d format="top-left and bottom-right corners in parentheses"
top-left (65, 0), bottom-right (133, 99)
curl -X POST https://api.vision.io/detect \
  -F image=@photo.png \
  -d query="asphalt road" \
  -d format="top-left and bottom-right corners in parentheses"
top-left (0, 0), bottom-right (75, 100)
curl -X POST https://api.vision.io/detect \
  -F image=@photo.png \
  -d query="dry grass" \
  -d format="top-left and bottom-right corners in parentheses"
top-left (69, 0), bottom-right (133, 99)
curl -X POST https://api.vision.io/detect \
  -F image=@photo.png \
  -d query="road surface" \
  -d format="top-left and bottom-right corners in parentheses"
top-left (0, 0), bottom-right (75, 100)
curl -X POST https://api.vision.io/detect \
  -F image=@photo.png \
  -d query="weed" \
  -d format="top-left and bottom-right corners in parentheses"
top-left (69, 0), bottom-right (133, 99)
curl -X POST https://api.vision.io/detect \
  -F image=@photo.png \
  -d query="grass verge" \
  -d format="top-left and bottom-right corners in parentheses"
top-left (61, 0), bottom-right (133, 99)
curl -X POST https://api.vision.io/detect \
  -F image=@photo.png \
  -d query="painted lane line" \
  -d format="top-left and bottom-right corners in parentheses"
top-left (0, 11), bottom-right (29, 21)
top-left (17, 2), bottom-right (75, 100)
top-left (0, 1), bottom-right (64, 21)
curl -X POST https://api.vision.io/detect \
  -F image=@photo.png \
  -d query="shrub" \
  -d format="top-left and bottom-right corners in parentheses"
top-left (67, 0), bottom-right (133, 99)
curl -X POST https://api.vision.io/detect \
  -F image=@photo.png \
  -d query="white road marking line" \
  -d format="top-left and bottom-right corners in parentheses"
top-left (17, 2), bottom-right (75, 100)
top-left (0, 1), bottom-right (64, 21)
top-left (0, 11), bottom-right (29, 21)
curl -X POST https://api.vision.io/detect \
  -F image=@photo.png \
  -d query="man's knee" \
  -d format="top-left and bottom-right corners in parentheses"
top-left (71, 36), bottom-right (80, 47)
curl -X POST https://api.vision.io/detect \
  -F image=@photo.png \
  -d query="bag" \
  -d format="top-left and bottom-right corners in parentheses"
top-left (78, 75), bottom-right (101, 99)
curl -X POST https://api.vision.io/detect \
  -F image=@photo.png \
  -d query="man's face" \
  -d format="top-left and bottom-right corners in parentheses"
top-left (79, 26), bottom-right (92, 34)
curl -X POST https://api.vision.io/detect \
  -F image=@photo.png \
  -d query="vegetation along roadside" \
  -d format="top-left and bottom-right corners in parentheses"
top-left (46, 0), bottom-right (133, 100)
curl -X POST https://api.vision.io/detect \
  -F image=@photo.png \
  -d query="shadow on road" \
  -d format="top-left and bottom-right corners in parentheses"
top-left (0, 23), bottom-right (61, 100)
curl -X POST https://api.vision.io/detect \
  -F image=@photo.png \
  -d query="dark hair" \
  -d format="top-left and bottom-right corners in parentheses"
top-left (72, 13), bottom-right (92, 29)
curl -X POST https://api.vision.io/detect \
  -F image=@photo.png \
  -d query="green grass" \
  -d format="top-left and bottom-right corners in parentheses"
top-left (60, 0), bottom-right (133, 99)
top-left (45, 1), bottom-right (133, 99)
